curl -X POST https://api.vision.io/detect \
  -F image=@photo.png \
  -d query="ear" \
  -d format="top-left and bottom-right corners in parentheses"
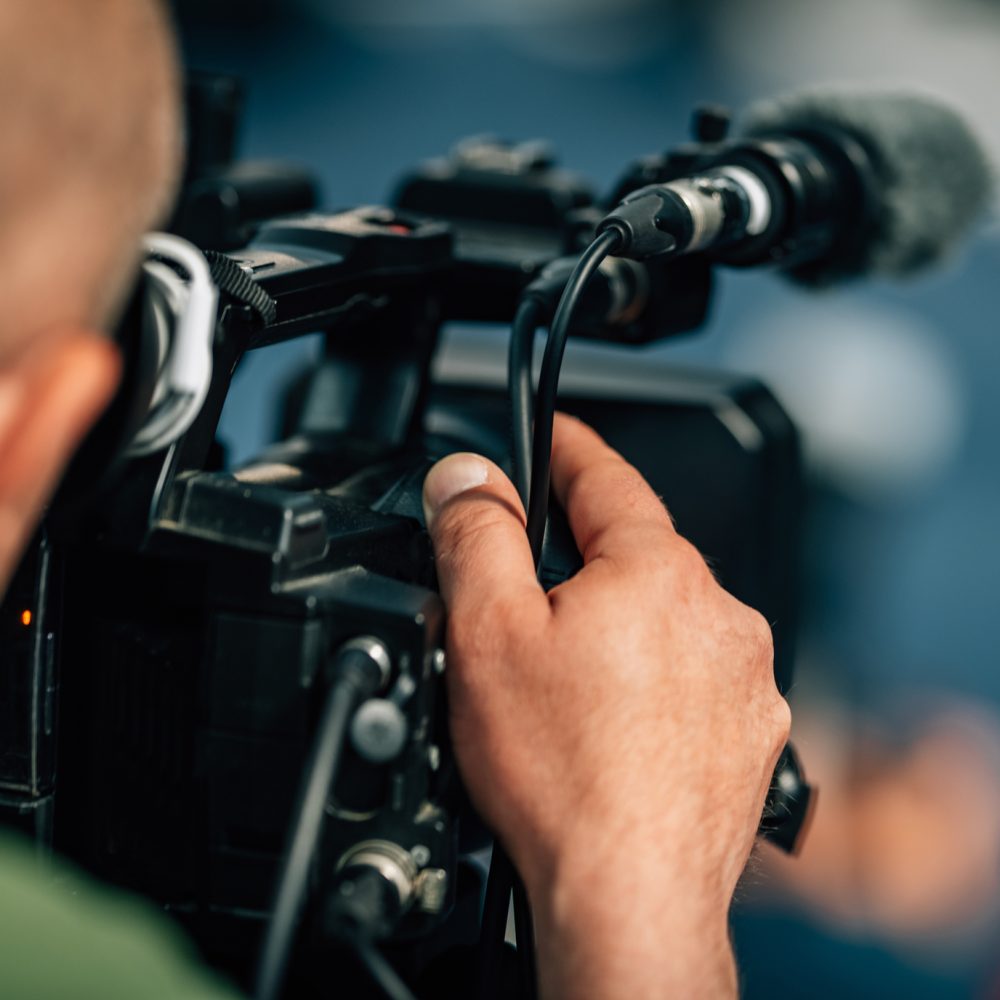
top-left (0, 330), bottom-right (121, 589)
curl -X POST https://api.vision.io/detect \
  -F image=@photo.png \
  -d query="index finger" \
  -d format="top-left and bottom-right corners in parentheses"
top-left (549, 413), bottom-right (679, 567)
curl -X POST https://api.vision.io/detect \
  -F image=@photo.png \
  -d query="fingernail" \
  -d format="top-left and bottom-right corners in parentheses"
top-left (422, 453), bottom-right (489, 529)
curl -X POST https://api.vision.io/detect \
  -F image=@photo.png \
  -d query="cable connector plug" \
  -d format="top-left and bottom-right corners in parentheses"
top-left (597, 185), bottom-right (691, 260)
top-left (253, 635), bottom-right (392, 1000)
top-left (523, 255), bottom-right (648, 328)
top-left (326, 635), bottom-right (392, 697)
top-left (326, 863), bottom-right (406, 942)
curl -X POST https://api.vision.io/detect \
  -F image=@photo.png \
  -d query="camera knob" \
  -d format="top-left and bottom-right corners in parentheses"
top-left (758, 741), bottom-right (815, 854)
top-left (691, 104), bottom-right (731, 143)
top-left (350, 698), bottom-right (408, 763)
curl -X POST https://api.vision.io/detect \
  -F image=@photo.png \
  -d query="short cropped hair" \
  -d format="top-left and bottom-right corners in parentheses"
top-left (0, 0), bottom-right (182, 356)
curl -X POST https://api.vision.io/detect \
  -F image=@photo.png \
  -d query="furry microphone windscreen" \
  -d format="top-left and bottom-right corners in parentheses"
top-left (742, 89), bottom-right (994, 282)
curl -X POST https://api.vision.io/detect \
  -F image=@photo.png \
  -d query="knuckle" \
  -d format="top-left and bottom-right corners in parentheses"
top-left (767, 693), bottom-right (792, 748)
top-left (607, 535), bottom-right (717, 604)
top-left (665, 537), bottom-right (714, 588)
top-left (675, 536), bottom-right (710, 572)
top-left (610, 528), bottom-right (673, 573)
top-left (742, 607), bottom-right (775, 662)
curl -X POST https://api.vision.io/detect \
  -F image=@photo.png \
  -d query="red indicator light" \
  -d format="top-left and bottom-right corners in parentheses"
top-left (20, 610), bottom-right (32, 627)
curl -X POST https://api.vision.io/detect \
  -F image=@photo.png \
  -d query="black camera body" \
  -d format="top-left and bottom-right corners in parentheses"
top-left (0, 103), bottom-right (801, 995)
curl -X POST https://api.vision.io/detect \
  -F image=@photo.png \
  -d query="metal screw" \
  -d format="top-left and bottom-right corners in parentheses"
top-left (416, 868), bottom-right (448, 913)
top-left (410, 844), bottom-right (431, 867)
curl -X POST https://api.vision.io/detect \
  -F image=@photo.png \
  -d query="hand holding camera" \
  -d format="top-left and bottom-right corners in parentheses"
top-left (426, 413), bottom-right (790, 998)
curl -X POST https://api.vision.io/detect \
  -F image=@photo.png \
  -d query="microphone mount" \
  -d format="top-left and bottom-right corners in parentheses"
top-left (600, 105), bottom-right (880, 283)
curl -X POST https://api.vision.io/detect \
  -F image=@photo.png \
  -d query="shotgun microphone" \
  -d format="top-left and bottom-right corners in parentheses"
top-left (599, 89), bottom-right (993, 285)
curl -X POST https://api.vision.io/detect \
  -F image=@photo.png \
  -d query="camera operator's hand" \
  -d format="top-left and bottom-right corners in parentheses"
top-left (423, 413), bottom-right (790, 1000)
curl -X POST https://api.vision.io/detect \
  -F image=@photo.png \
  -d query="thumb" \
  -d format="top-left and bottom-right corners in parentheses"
top-left (422, 452), bottom-right (545, 619)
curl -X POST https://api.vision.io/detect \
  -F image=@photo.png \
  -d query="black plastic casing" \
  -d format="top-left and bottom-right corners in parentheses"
top-left (0, 130), bottom-right (802, 995)
top-left (393, 139), bottom-right (713, 340)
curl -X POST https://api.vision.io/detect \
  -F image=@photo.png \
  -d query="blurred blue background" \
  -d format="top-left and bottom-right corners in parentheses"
top-left (174, 1), bottom-right (1000, 995)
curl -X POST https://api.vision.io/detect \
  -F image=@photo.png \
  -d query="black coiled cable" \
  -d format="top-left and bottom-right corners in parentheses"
top-left (480, 227), bottom-right (623, 1000)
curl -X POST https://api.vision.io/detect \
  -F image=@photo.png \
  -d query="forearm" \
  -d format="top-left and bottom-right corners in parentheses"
top-left (527, 851), bottom-right (737, 1000)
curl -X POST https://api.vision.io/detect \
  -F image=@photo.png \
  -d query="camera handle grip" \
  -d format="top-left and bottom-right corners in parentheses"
top-left (759, 741), bottom-right (814, 854)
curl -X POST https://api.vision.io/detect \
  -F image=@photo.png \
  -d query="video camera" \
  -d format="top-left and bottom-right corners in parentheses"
top-left (0, 75), bottom-right (807, 998)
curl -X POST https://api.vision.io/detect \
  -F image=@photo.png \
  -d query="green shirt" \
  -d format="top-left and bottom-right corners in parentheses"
top-left (0, 832), bottom-right (242, 1000)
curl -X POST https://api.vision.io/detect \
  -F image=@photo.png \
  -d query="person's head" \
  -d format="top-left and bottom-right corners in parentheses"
top-left (0, 0), bottom-right (182, 588)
